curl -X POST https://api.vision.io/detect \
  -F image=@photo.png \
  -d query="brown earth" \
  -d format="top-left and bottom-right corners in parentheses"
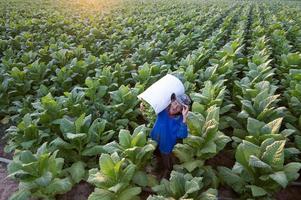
top-left (0, 163), bottom-right (19, 200)
top-left (0, 122), bottom-right (18, 200)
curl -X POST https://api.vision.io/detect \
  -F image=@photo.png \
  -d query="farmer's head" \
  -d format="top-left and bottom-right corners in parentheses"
top-left (169, 93), bottom-right (191, 115)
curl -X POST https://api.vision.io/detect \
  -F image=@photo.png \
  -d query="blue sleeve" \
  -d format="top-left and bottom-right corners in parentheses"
top-left (150, 126), bottom-right (160, 142)
top-left (177, 122), bottom-right (188, 139)
top-left (150, 110), bottom-right (165, 142)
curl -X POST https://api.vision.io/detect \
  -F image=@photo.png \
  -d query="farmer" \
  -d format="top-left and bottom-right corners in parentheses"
top-left (140, 93), bottom-right (191, 178)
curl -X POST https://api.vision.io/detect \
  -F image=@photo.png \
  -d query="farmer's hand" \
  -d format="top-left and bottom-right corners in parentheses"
top-left (182, 105), bottom-right (189, 123)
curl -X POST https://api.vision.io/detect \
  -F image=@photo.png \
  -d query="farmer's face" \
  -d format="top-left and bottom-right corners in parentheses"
top-left (169, 100), bottom-right (183, 115)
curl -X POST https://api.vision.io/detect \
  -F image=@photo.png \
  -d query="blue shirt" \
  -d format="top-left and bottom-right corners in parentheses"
top-left (150, 107), bottom-right (188, 154)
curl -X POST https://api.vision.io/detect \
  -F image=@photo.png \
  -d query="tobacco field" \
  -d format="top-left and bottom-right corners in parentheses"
top-left (0, 0), bottom-right (301, 199)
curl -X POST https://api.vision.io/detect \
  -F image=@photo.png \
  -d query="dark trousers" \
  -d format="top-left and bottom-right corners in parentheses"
top-left (154, 147), bottom-right (173, 172)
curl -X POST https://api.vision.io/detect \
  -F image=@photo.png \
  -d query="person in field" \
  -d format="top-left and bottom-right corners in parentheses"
top-left (141, 93), bottom-right (191, 179)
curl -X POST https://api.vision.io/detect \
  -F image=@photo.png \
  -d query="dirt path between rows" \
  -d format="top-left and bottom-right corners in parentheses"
top-left (0, 122), bottom-right (18, 200)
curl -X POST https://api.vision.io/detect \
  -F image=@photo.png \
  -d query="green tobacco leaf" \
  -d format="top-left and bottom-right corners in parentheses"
top-left (121, 164), bottom-right (136, 183)
top-left (99, 154), bottom-right (115, 178)
top-left (206, 106), bottom-right (219, 122)
top-left (235, 140), bottom-right (260, 170)
top-left (88, 188), bottom-right (114, 200)
top-left (9, 190), bottom-right (31, 200)
top-left (19, 150), bottom-right (36, 164)
top-left (169, 171), bottom-right (185, 197)
top-left (284, 162), bottom-right (301, 182)
top-left (133, 170), bottom-right (148, 187)
top-left (131, 131), bottom-right (146, 147)
top-left (49, 137), bottom-right (73, 149)
top-left (261, 118), bottom-right (283, 134)
top-left (294, 135), bottom-right (301, 150)
top-left (192, 102), bottom-right (205, 114)
top-left (246, 185), bottom-right (267, 197)
top-left (262, 140), bottom-right (285, 169)
top-left (66, 133), bottom-right (86, 140)
top-left (34, 171), bottom-right (52, 186)
top-left (108, 183), bottom-right (126, 193)
top-left (87, 168), bottom-right (107, 187)
top-left (82, 145), bottom-right (105, 156)
top-left (36, 142), bottom-right (48, 156)
top-left (182, 160), bottom-right (204, 172)
top-left (269, 171), bottom-right (288, 188)
top-left (58, 118), bottom-right (75, 134)
top-left (46, 178), bottom-right (72, 194)
top-left (198, 188), bottom-right (217, 200)
top-left (68, 161), bottom-right (86, 183)
top-left (218, 166), bottom-right (245, 194)
top-left (117, 187), bottom-right (141, 200)
top-left (185, 177), bottom-right (203, 194)
top-left (247, 118), bottom-right (265, 136)
top-left (187, 112), bottom-right (204, 136)
top-left (248, 155), bottom-right (271, 170)
top-left (119, 129), bottom-right (131, 148)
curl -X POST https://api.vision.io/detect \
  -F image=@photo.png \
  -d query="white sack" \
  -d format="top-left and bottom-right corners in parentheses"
top-left (138, 74), bottom-right (185, 114)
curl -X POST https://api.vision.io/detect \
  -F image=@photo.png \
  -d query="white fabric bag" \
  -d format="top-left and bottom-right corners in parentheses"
top-left (138, 74), bottom-right (185, 114)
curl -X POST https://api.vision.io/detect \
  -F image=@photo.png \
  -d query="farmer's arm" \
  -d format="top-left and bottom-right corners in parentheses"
top-left (177, 105), bottom-right (189, 139)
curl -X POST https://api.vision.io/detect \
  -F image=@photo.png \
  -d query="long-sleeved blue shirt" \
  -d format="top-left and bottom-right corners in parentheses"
top-left (150, 107), bottom-right (188, 154)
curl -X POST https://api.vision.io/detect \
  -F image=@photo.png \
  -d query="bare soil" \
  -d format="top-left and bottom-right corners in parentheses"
top-left (0, 122), bottom-right (18, 200)
top-left (0, 163), bottom-right (19, 200)
top-left (56, 181), bottom-right (94, 200)
top-left (205, 149), bottom-right (235, 169)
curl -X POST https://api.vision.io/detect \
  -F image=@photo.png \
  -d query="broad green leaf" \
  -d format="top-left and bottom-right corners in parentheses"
top-left (247, 118), bottom-right (265, 136)
top-left (117, 187), bottom-right (141, 200)
top-left (269, 171), bottom-right (288, 188)
top-left (248, 155), bottom-right (271, 170)
top-left (82, 145), bottom-right (105, 156)
top-left (133, 170), bottom-right (148, 187)
top-left (182, 160), bottom-right (204, 172)
top-left (34, 171), bottom-right (52, 186)
top-left (88, 188), bottom-right (113, 200)
top-left (261, 118), bottom-right (283, 134)
top-left (87, 168), bottom-right (107, 187)
top-left (19, 150), bottom-right (36, 164)
top-left (218, 166), bottom-right (245, 194)
top-left (46, 178), bottom-right (72, 194)
top-left (187, 112), bottom-right (204, 136)
top-left (8, 190), bottom-right (31, 200)
top-left (108, 183), bottom-right (126, 193)
top-left (66, 133), bottom-right (86, 140)
top-left (199, 188), bottom-right (218, 200)
top-left (36, 142), bottom-right (48, 156)
top-left (58, 118), bottom-right (75, 134)
top-left (284, 162), bottom-right (301, 182)
top-left (121, 164), bottom-right (136, 183)
top-left (119, 130), bottom-right (131, 148)
top-left (246, 185), bottom-right (267, 197)
top-left (99, 154), bottom-right (115, 178)
top-left (262, 140), bottom-right (285, 169)
top-left (192, 102), bottom-right (205, 114)
top-left (235, 140), bottom-right (260, 170)
top-left (131, 132), bottom-right (146, 147)
top-left (185, 177), bottom-right (203, 194)
top-left (68, 161), bottom-right (86, 183)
